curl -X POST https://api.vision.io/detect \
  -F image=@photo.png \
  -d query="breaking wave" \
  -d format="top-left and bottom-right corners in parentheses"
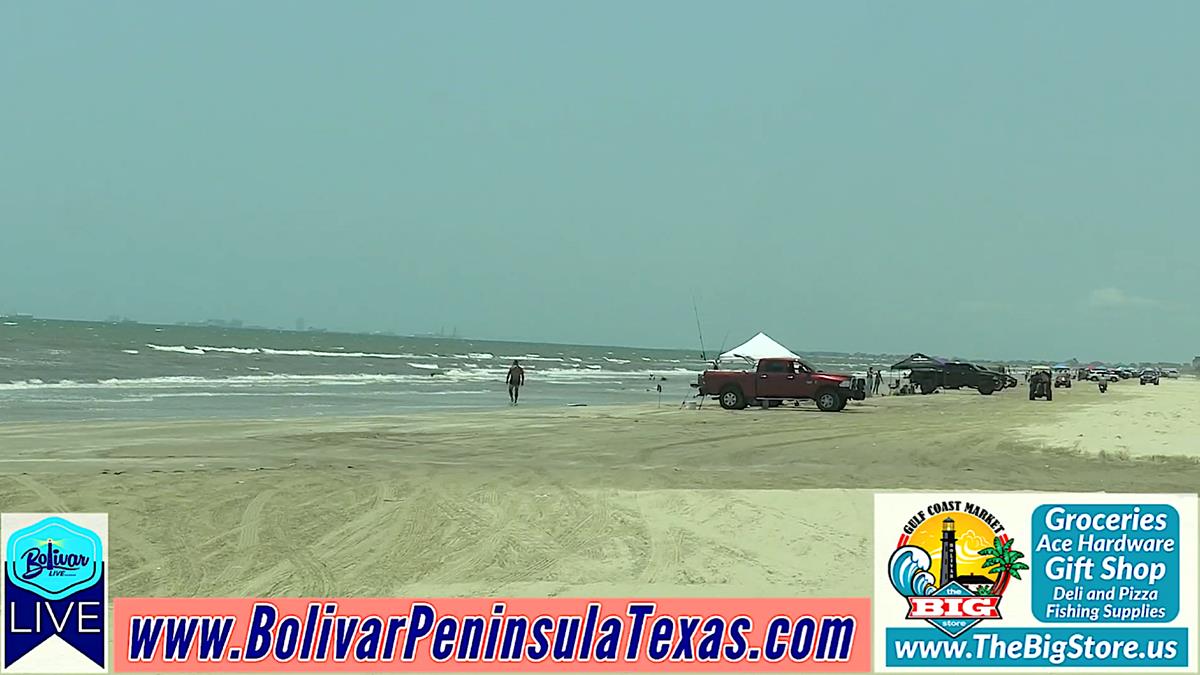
top-left (0, 365), bottom-right (697, 393)
top-left (145, 343), bottom-right (428, 360)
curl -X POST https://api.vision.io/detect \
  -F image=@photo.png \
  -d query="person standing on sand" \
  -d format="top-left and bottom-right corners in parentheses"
top-left (865, 367), bottom-right (874, 397)
top-left (506, 360), bottom-right (525, 405)
top-left (873, 369), bottom-right (883, 395)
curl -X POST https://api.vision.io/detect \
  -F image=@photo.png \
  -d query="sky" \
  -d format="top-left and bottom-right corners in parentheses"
top-left (2, 1), bottom-right (1197, 362)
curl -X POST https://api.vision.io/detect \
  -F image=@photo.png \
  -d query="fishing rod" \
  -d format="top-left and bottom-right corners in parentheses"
top-left (691, 295), bottom-right (707, 361)
top-left (714, 331), bottom-right (729, 367)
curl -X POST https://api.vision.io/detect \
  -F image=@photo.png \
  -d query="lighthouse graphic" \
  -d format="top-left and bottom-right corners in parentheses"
top-left (886, 503), bottom-right (1022, 639)
top-left (940, 517), bottom-right (957, 588)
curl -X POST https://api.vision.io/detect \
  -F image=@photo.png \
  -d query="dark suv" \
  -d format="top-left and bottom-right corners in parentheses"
top-left (907, 361), bottom-right (1005, 396)
top-left (1140, 369), bottom-right (1160, 386)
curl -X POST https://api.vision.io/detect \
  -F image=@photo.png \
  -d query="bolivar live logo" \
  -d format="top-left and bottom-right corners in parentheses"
top-left (888, 499), bottom-right (1026, 638)
top-left (2, 513), bottom-right (108, 674)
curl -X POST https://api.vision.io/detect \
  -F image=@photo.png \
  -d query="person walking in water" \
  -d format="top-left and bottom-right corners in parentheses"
top-left (506, 360), bottom-right (525, 405)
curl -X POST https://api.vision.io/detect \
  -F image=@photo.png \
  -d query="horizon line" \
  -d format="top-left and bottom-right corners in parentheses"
top-left (2, 313), bottom-right (1187, 367)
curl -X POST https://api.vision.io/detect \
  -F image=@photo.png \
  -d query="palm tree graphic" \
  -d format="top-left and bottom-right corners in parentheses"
top-left (975, 536), bottom-right (1029, 596)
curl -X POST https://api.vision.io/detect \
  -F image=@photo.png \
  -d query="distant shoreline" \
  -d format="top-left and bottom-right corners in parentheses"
top-left (4, 314), bottom-right (1184, 369)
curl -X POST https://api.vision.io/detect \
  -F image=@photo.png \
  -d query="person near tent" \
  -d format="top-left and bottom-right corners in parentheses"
top-left (873, 369), bottom-right (883, 395)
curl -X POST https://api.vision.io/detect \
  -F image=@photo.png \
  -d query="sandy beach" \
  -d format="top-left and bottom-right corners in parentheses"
top-left (0, 375), bottom-right (1195, 605)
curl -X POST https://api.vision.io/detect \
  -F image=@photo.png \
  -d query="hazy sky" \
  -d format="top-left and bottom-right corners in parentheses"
top-left (3, 1), bottom-right (1196, 361)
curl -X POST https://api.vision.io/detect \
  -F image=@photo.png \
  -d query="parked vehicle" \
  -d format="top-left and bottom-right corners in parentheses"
top-left (907, 361), bottom-right (1005, 396)
top-left (1163, 368), bottom-right (1180, 379)
top-left (1140, 369), bottom-right (1160, 386)
top-left (1029, 367), bottom-right (1053, 401)
top-left (981, 365), bottom-right (1018, 389)
top-left (695, 357), bottom-right (866, 412)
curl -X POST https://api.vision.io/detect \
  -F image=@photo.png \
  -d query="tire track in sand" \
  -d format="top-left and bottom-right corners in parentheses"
top-left (205, 488), bottom-right (279, 589)
top-left (239, 482), bottom-right (393, 596)
top-left (10, 475), bottom-right (69, 512)
top-left (235, 489), bottom-right (274, 550)
top-left (636, 492), bottom-right (684, 584)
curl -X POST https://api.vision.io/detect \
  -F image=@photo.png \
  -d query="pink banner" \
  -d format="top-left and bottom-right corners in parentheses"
top-left (114, 597), bottom-right (869, 672)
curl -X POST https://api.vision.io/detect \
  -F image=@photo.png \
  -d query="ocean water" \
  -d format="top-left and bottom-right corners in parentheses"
top-left (0, 319), bottom-right (895, 422)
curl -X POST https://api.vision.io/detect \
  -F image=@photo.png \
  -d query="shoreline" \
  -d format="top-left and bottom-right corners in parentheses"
top-left (1, 379), bottom-right (1196, 601)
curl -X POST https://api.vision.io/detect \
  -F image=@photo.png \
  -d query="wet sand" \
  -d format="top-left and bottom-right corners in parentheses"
top-left (0, 376), bottom-right (1196, 602)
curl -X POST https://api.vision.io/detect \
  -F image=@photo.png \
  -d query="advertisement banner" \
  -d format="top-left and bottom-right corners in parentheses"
top-left (113, 597), bottom-right (869, 672)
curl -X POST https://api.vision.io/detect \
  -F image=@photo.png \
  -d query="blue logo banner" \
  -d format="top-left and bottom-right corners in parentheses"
top-left (3, 572), bottom-right (106, 668)
top-left (3, 514), bottom-right (107, 672)
top-left (5, 516), bottom-right (103, 601)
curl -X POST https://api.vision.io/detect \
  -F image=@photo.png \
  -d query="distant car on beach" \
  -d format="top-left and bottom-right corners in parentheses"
top-left (904, 361), bottom-right (1006, 396)
top-left (1087, 369), bottom-right (1120, 382)
top-left (1140, 369), bottom-right (1160, 385)
top-left (695, 357), bottom-right (865, 412)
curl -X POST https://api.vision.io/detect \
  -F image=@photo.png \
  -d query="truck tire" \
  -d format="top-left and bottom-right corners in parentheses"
top-left (919, 382), bottom-right (937, 395)
top-left (978, 383), bottom-right (995, 395)
top-left (1047, 388), bottom-right (1053, 401)
top-left (815, 389), bottom-right (842, 412)
top-left (1029, 388), bottom-right (1036, 401)
top-left (719, 387), bottom-right (746, 410)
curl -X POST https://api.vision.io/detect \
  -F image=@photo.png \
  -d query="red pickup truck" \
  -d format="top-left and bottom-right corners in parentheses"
top-left (694, 357), bottom-right (866, 411)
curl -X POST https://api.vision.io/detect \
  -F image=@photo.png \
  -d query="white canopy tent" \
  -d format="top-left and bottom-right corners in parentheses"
top-left (716, 332), bottom-right (801, 365)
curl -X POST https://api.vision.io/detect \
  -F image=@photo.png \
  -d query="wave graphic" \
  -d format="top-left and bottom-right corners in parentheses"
top-left (889, 545), bottom-right (937, 597)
